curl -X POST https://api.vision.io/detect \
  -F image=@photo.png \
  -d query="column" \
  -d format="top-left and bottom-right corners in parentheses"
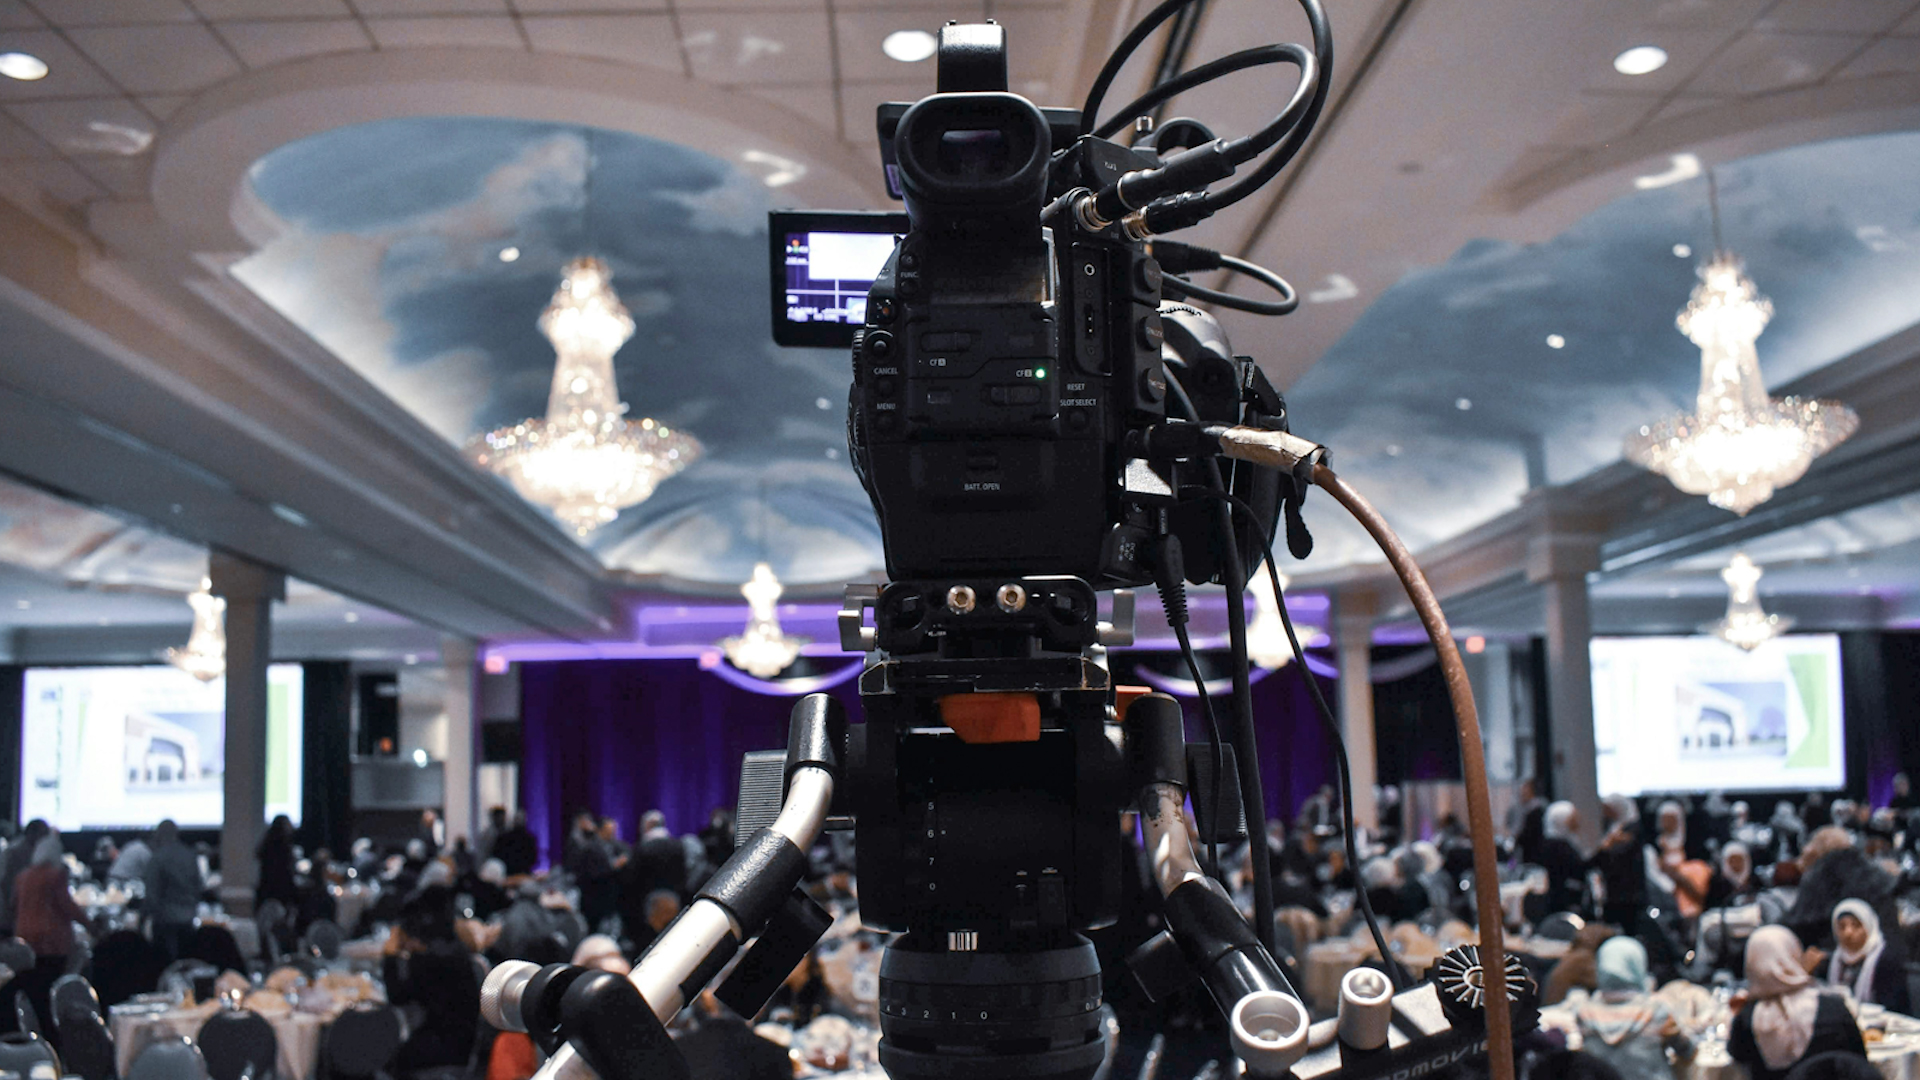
top-left (441, 636), bottom-right (479, 848)
top-left (1526, 533), bottom-right (1602, 848)
top-left (209, 549), bottom-right (285, 914)
top-left (1333, 589), bottom-right (1379, 831)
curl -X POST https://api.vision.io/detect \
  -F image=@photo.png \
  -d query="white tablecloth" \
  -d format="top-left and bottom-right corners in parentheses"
top-left (110, 1003), bottom-right (327, 1080)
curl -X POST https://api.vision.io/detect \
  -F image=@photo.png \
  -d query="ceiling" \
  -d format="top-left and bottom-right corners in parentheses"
top-left (0, 471), bottom-right (439, 664)
top-left (0, 0), bottom-right (1917, 644)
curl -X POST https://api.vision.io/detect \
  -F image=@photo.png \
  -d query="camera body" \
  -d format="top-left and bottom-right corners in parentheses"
top-left (850, 93), bottom-right (1173, 587)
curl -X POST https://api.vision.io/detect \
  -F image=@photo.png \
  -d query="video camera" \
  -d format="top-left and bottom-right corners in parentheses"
top-left (484, 10), bottom-right (1537, 1080)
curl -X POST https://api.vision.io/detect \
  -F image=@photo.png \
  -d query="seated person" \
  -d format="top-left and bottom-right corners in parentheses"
top-left (1575, 937), bottom-right (1692, 1080)
top-left (1728, 926), bottom-right (1866, 1080)
top-left (1821, 898), bottom-right (1909, 1014)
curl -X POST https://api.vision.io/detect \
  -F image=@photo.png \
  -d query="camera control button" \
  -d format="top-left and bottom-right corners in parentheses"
top-left (874, 376), bottom-right (897, 397)
top-left (1135, 314), bottom-right (1164, 350)
top-left (871, 297), bottom-right (896, 324)
top-left (866, 331), bottom-right (894, 358)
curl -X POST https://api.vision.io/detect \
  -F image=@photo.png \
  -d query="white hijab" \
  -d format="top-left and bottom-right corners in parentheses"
top-left (1828, 898), bottom-right (1886, 1003)
top-left (1746, 925), bottom-right (1822, 1072)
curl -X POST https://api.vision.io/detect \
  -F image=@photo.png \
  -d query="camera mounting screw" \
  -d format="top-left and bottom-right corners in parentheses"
top-left (996, 583), bottom-right (1028, 612)
top-left (947, 585), bottom-right (977, 614)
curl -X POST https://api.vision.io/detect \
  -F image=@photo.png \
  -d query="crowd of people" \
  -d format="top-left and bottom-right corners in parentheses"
top-left (0, 773), bottom-right (1912, 1080)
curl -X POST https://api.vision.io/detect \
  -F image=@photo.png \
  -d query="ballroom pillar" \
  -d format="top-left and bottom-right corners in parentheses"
top-left (1527, 532), bottom-right (1602, 847)
top-left (209, 549), bottom-right (284, 913)
top-left (1333, 589), bottom-right (1379, 831)
top-left (441, 636), bottom-right (478, 847)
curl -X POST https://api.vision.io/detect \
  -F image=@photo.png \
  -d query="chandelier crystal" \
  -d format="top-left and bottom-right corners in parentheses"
top-left (470, 257), bottom-right (700, 535)
top-left (1625, 254), bottom-right (1857, 515)
top-left (721, 563), bottom-right (809, 678)
top-left (165, 578), bottom-right (226, 682)
top-left (1246, 568), bottom-right (1326, 669)
top-left (1708, 552), bottom-right (1792, 651)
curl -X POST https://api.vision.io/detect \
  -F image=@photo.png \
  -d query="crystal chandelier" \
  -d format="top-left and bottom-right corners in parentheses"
top-left (470, 257), bottom-right (699, 535)
top-left (165, 578), bottom-right (226, 682)
top-left (721, 563), bottom-right (808, 678)
top-left (1707, 552), bottom-right (1792, 651)
top-left (1624, 249), bottom-right (1857, 515)
top-left (1246, 567), bottom-right (1325, 669)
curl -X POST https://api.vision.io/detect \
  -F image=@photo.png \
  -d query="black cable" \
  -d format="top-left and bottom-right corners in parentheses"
top-left (1194, 0), bottom-right (1332, 216)
top-left (1092, 43), bottom-right (1313, 141)
top-left (1195, 485), bottom-right (1410, 989)
top-left (1162, 254), bottom-right (1298, 316)
top-left (1172, 620), bottom-right (1226, 880)
top-left (1204, 465), bottom-right (1279, 963)
top-left (1080, 0), bottom-right (1206, 136)
top-left (1159, 373), bottom-right (1224, 884)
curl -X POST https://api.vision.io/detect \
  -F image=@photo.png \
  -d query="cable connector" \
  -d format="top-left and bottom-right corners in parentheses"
top-left (1206, 425), bottom-right (1327, 473)
top-left (1092, 139), bottom-right (1236, 223)
top-left (1153, 534), bottom-right (1189, 630)
top-left (1141, 191), bottom-right (1216, 235)
top-left (1147, 239), bottom-right (1225, 276)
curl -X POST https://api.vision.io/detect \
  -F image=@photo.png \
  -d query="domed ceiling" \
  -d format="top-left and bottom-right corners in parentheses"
top-left (1284, 129), bottom-right (1920, 573)
top-left (231, 116), bottom-right (878, 592)
top-left (226, 118), bottom-right (1920, 593)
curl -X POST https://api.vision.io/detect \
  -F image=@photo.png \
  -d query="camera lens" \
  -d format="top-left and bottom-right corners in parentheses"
top-left (877, 931), bottom-right (1106, 1080)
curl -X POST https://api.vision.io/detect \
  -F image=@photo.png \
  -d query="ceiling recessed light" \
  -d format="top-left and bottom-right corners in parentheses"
top-left (498, 246), bottom-right (520, 263)
top-left (14, 600), bottom-right (29, 610)
top-left (1613, 45), bottom-right (1668, 76)
top-left (1455, 397), bottom-right (1473, 411)
top-left (1545, 334), bottom-right (1565, 349)
top-left (0, 52), bottom-right (49, 81)
top-left (343, 611), bottom-right (360, 623)
top-left (1673, 243), bottom-right (1692, 258)
top-left (1385, 443), bottom-right (1402, 456)
top-left (883, 29), bottom-right (938, 63)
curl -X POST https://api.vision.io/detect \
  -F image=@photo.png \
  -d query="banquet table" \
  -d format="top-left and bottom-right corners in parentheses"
top-left (109, 975), bottom-right (385, 1080)
top-left (1538, 999), bottom-right (1920, 1080)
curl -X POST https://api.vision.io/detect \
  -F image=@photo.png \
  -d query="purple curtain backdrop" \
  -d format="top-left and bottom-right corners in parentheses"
top-left (518, 654), bottom-right (1342, 867)
top-left (518, 659), bottom-right (865, 869)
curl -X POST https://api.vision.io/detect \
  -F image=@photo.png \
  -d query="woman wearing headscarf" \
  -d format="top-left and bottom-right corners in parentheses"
top-left (1785, 826), bottom-right (1900, 953)
top-left (1590, 796), bottom-right (1648, 928)
top-left (1709, 842), bottom-right (1758, 908)
top-left (1825, 898), bottom-right (1909, 1013)
top-left (1537, 801), bottom-right (1587, 916)
top-left (1575, 937), bottom-right (1692, 1080)
top-left (1728, 926), bottom-right (1866, 1080)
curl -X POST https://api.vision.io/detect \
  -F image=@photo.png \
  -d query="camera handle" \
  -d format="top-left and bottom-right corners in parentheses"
top-left (1120, 694), bottom-right (1538, 1080)
top-left (489, 696), bottom-right (848, 1080)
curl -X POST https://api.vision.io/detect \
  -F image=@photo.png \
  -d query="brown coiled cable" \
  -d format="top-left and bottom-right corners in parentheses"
top-left (1312, 463), bottom-right (1516, 1080)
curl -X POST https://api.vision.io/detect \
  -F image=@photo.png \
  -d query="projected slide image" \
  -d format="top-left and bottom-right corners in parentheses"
top-left (1592, 634), bottom-right (1842, 797)
top-left (20, 665), bottom-right (303, 832)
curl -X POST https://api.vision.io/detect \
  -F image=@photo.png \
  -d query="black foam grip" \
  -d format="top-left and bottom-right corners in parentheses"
top-left (677, 937), bottom-right (740, 1012)
top-left (715, 889), bottom-right (835, 1019)
top-left (1163, 879), bottom-right (1292, 1005)
top-left (698, 828), bottom-right (810, 934)
top-left (559, 970), bottom-right (691, 1080)
top-left (1127, 693), bottom-right (1187, 790)
top-left (786, 695), bottom-right (846, 782)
